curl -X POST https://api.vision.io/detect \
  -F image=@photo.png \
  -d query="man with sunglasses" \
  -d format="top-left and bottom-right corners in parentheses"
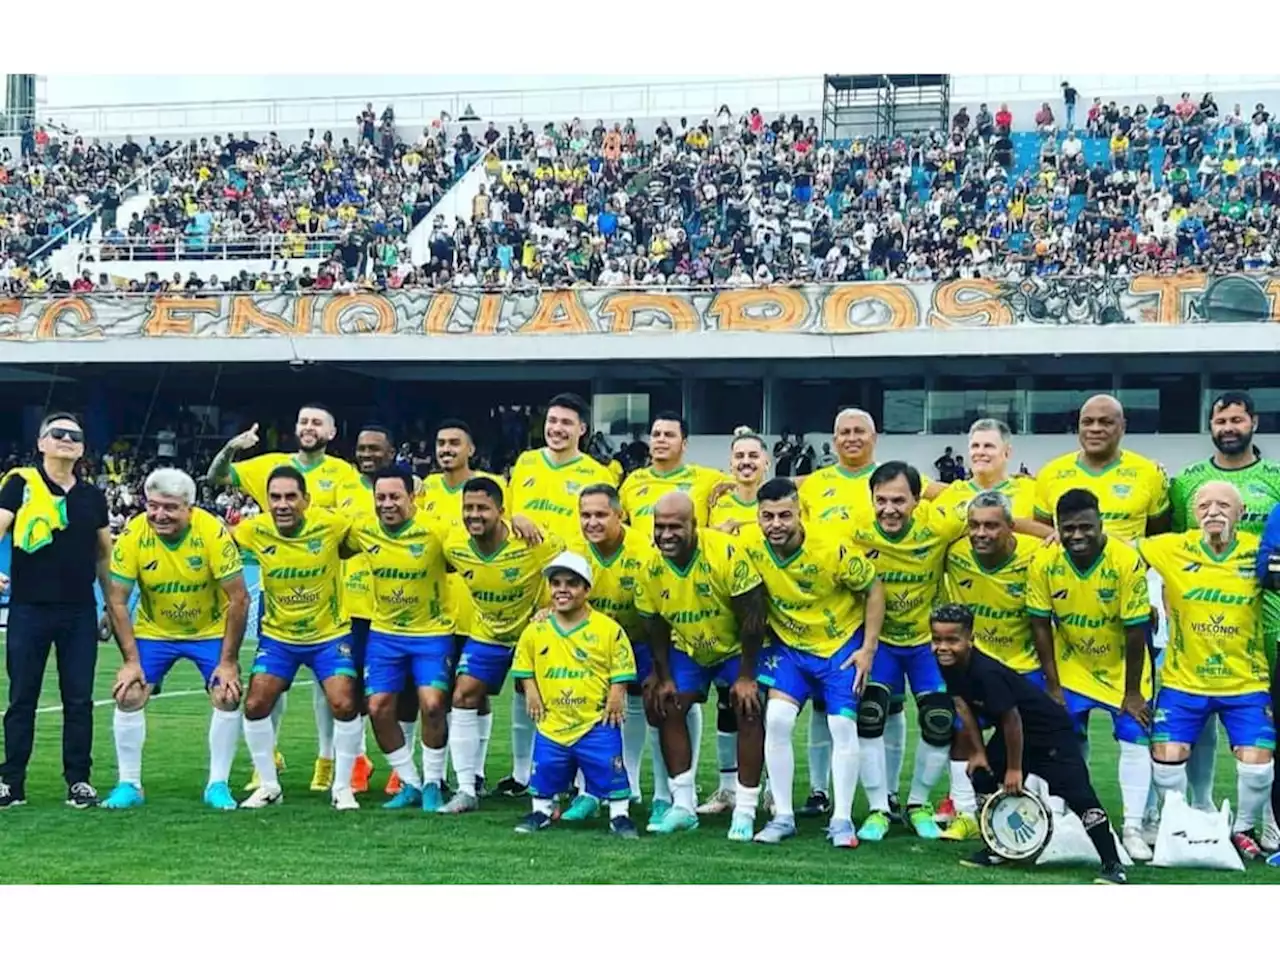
top-left (0, 413), bottom-right (111, 809)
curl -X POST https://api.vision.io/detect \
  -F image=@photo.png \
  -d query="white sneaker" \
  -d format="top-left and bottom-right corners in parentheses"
top-left (696, 787), bottom-right (735, 815)
top-left (1122, 826), bottom-right (1154, 863)
top-left (240, 784), bottom-right (283, 809)
top-left (331, 786), bottom-right (360, 811)
top-left (1261, 805), bottom-right (1280, 854)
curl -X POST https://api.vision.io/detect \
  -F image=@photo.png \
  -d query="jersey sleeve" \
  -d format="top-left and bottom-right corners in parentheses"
top-left (1135, 534), bottom-right (1172, 577)
top-left (634, 559), bottom-right (659, 617)
top-left (229, 518), bottom-right (252, 554)
top-left (511, 624), bottom-right (536, 680)
top-left (1118, 548), bottom-right (1151, 626)
top-left (724, 541), bottom-right (763, 597)
top-left (1168, 472), bottom-right (1190, 533)
top-left (1146, 462), bottom-right (1171, 520)
top-left (608, 622), bottom-right (637, 683)
top-left (109, 525), bottom-right (139, 584)
top-left (836, 544), bottom-right (877, 593)
top-left (209, 522), bottom-right (244, 582)
top-left (930, 500), bottom-right (968, 542)
top-left (1025, 550), bottom-right (1051, 618)
top-left (227, 454), bottom-right (274, 506)
top-left (1033, 468), bottom-right (1054, 521)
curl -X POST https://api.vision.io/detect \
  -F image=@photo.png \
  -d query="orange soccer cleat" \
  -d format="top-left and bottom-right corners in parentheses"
top-left (351, 755), bottom-right (375, 794)
top-left (385, 771), bottom-right (403, 796)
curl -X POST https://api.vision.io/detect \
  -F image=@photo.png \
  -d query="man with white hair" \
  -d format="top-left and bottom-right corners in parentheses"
top-left (102, 468), bottom-right (250, 810)
top-left (1140, 481), bottom-right (1275, 861)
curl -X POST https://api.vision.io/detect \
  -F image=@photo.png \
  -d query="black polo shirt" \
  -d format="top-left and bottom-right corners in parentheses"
top-left (0, 466), bottom-right (108, 606)
top-left (942, 649), bottom-right (1074, 745)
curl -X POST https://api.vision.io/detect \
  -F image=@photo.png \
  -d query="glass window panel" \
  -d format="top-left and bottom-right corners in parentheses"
top-left (1027, 375), bottom-right (1113, 435)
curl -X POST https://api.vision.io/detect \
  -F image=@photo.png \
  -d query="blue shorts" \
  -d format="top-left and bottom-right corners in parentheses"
top-left (869, 643), bottom-right (945, 699)
top-left (632, 642), bottom-right (653, 684)
top-left (529, 725), bottom-right (630, 801)
top-left (365, 630), bottom-right (454, 695)
top-left (1063, 688), bottom-right (1148, 745)
top-left (758, 630), bottom-right (864, 718)
top-left (1152, 688), bottom-right (1276, 751)
top-left (350, 617), bottom-right (371, 683)
top-left (252, 634), bottom-right (358, 685)
top-left (456, 638), bottom-right (515, 693)
top-left (670, 648), bottom-right (740, 698)
top-left (137, 638), bottom-right (221, 688)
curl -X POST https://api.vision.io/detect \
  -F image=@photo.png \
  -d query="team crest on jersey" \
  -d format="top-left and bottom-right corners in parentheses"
top-left (566, 482), bottom-right (581, 494)
top-left (307, 539), bottom-right (323, 554)
top-left (620, 576), bottom-right (635, 589)
top-left (187, 556), bottom-right (204, 570)
top-left (409, 544), bottom-right (425, 557)
top-left (502, 567), bottom-right (521, 582)
top-left (695, 583), bottom-right (713, 598)
top-left (318, 479), bottom-right (333, 490)
top-left (912, 547), bottom-right (931, 559)
top-left (1111, 484), bottom-right (1132, 498)
top-left (1097, 588), bottom-right (1116, 602)
top-left (1006, 582), bottom-right (1025, 597)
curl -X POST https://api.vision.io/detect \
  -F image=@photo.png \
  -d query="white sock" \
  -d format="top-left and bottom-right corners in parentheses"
top-left (808, 707), bottom-right (832, 793)
top-left (608, 797), bottom-right (629, 819)
top-left (574, 770), bottom-right (587, 794)
top-left (649, 725), bottom-right (671, 803)
top-left (533, 796), bottom-right (555, 817)
top-left (1152, 759), bottom-right (1188, 806)
top-left (385, 744), bottom-right (423, 790)
top-left (670, 769), bottom-right (696, 813)
top-left (359, 720), bottom-right (369, 758)
top-left (449, 708), bottom-right (480, 797)
top-left (113, 707), bottom-right (145, 788)
top-left (269, 693), bottom-right (286, 738)
top-left (858, 736), bottom-right (888, 812)
top-left (510, 693), bottom-right (533, 784)
top-left (478, 711), bottom-right (494, 783)
top-left (622, 694), bottom-right (647, 798)
top-left (1117, 741), bottom-right (1153, 829)
top-left (207, 708), bottom-right (240, 786)
top-left (333, 716), bottom-right (363, 790)
top-left (828, 714), bottom-right (861, 824)
top-left (399, 720), bottom-right (416, 748)
top-left (716, 731), bottom-right (738, 793)
top-left (242, 716), bottom-right (279, 789)
top-left (687, 703), bottom-right (703, 805)
top-left (422, 744), bottom-right (447, 786)
top-left (1187, 722), bottom-right (1219, 811)
top-left (764, 700), bottom-right (799, 819)
top-left (885, 709), bottom-right (907, 796)
top-left (734, 781), bottom-right (760, 819)
top-left (949, 759), bottom-right (977, 814)
top-left (908, 741), bottom-right (950, 806)
top-left (313, 686), bottom-right (335, 761)
top-left (1234, 760), bottom-right (1274, 833)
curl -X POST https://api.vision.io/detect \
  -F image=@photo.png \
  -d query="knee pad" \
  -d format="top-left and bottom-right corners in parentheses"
top-left (856, 683), bottom-right (891, 739)
top-left (917, 692), bottom-right (956, 748)
top-left (888, 697), bottom-right (906, 716)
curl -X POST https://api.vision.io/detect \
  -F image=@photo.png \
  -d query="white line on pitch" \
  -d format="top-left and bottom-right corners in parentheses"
top-left (34, 680), bottom-right (314, 714)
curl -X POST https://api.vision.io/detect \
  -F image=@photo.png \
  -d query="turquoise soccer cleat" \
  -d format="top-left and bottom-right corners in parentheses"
top-left (560, 794), bottom-right (600, 822)
top-left (857, 811), bottom-right (891, 842)
top-left (103, 782), bottom-right (145, 810)
top-left (203, 781), bottom-right (236, 811)
top-left (383, 784), bottom-right (423, 810)
top-left (651, 805), bottom-right (699, 835)
top-left (908, 804), bottom-right (943, 840)
top-left (646, 798), bottom-right (672, 832)
top-left (727, 809), bottom-right (755, 842)
top-left (421, 782), bottom-right (445, 813)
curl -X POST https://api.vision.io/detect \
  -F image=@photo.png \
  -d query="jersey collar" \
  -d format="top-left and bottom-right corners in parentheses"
top-left (1063, 540), bottom-right (1107, 580)
top-left (551, 614), bottom-right (591, 638)
top-left (662, 542), bottom-right (701, 578)
top-left (835, 461), bottom-right (876, 480)
top-left (1073, 451), bottom-right (1124, 477)
top-left (873, 518), bottom-right (913, 543)
top-left (290, 453), bottom-right (328, 474)
top-left (1198, 536), bottom-right (1239, 562)
top-left (589, 536), bottom-right (625, 568)
top-left (156, 523), bottom-right (193, 551)
top-left (540, 448), bottom-right (583, 471)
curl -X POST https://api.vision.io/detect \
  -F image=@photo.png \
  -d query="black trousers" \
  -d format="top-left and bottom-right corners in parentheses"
top-left (1, 603), bottom-right (98, 788)
top-left (973, 730), bottom-right (1105, 818)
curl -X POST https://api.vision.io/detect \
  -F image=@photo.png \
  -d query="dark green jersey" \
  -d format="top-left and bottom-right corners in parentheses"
top-left (1169, 456), bottom-right (1280, 535)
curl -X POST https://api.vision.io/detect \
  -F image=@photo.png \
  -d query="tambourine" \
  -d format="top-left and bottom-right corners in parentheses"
top-left (978, 788), bottom-right (1053, 862)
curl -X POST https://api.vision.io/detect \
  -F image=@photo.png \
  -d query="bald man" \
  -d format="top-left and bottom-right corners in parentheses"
top-left (1139, 482), bottom-right (1275, 861)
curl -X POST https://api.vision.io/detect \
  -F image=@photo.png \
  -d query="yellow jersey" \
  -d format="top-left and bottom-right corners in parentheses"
top-left (933, 475), bottom-right (1038, 522)
top-left (739, 529), bottom-right (877, 658)
top-left (511, 609), bottom-right (637, 746)
top-left (229, 452), bottom-right (360, 512)
top-left (443, 529), bottom-right (566, 645)
top-left (110, 508), bottom-right (243, 641)
top-left (1027, 538), bottom-right (1153, 706)
top-left (945, 533), bottom-right (1042, 672)
top-left (508, 449), bottom-right (615, 542)
top-left (568, 527), bottom-right (655, 645)
top-left (332, 474), bottom-right (380, 621)
top-left (1136, 532), bottom-right (1268, 696)
top-left (635, 527), bottom-right (762, 667)
top-left (708, 492), bottom-right (759, 534)
top-left (619, 463), bottom-right (729, 541)
top-left (1035, 450), bottom-right (1169, 541)
top-left (344, 513), bottom-right (452, 637)
top-left (231, 509), bottom-right (351, 645)
top-left (845, 503), bottom-right (965, 648)
top-left (798, 462), bottom-right (877, 526)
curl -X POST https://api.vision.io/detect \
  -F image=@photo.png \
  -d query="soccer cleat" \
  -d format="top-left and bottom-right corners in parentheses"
top-left (421, 782), bottom-right (445, 813)
top-left (1267, 851), bottom-right (1280, 868)
top-left (102, 782), bottom-right (144, 810)
top-left (66, 782), bottom-right (100, 809)
top-left (560, 794), bottom-right (600, 822)
top-left (856, 810), bottom-right (891, 842)
top-left (828, 818), bottom-right (859, 848)
top-left (438, 791), bottom-right (480, 815)
top-left (383, 784), bottom-right (423, 810)
top-left (1096, 863), bottom-right (1129, 885)
top-left (798, 790), bottom-right (831, 817)
top-left (610, 815), bottom-right (640, 839)
top-left (887, 792), bottom-right (905, 825)
top-left (0, 779), bottom-right (26, 809)
top-left (907, 804), bottom-right (943, 840)
top-left (753, 816), bottom-right (798, 844)
top-left (495, 776), bottom-right (529, 798)
top-left (244, 751), bottom-right (286, 791)
top-left (1261, 807), bottom-right (1280, 853)
top-left (960, 848), bottom-right (1005, 869)
top-left (727, 809), bottom-right (755, 842)
top-left (514, 811), bottom-right (552, 834)
top-left (1121, 826), bottom-right (1154, 862)
top-left (203, 782), bottom-right (237, 811)
top-left (646, 799), bottom-right (672, 832)
top-left (934, 796), bottom-right (958, 825)
top-left (475, 775), bottom-right (489, 799)
top-left (696, 788), bottom-right (736, 815)
top-left (1232, 831), bottom-right (1262, 861)
top-left (351, 755), bottom-right (374, 794)
top-left (240, 784), bottom-right (283, 809)
top-left (309, 758), bottom-right (335, 792)
top-left (940, 812), bottom-right (981, 841)
top-left (651, 805), bottom-right (699, 835)
top-left (385, 771), bottom-right (403, 796)
top-left (331, 786), bottom-right (360, 811)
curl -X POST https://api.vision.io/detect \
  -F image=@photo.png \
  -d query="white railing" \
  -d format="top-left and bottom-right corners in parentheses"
top-left (950, 73), bottom-right (1280, 102)
top-left (92, 232), bottom-right (347, 263)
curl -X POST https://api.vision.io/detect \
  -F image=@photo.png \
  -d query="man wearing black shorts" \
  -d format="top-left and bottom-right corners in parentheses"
top-left (930, 603), bottom-right (1127, 884)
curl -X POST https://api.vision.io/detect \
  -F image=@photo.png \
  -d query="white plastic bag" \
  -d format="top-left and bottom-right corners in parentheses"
top-left (1036, 796), bottom-right (1133, 867)
top-left (1152, 793), bottom-right (1243, 871)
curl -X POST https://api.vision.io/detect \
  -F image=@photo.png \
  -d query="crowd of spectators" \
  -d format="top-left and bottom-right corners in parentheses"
top-left (7, 85), bottom-right (1280, 296)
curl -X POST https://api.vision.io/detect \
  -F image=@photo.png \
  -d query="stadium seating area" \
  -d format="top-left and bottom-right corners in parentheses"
top-left (3, 90), bottom-right (1280, 294)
